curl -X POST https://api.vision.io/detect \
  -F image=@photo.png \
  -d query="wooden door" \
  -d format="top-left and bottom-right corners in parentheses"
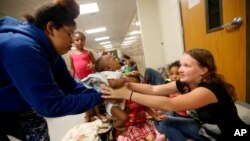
top-left (179, 0), bottom-right (246, 101)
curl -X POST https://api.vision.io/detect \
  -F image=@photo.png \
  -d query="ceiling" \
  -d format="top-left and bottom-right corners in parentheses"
top-left (0, 0), bottom-right (137, 50)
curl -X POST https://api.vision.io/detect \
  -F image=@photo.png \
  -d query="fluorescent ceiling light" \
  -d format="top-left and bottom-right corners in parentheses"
top-left (85, 27), bottom-right (106, 34)
top-left (103, 44), bottom-right (113, 48)
top-left (121, 42), bottom-right (132, 46)
top-left (95, 36), bottom-right (109, 41)
top-left (135, 21), bottom-right (141, 26)
top-left (100, 41), bottom-right (111, 45)
top-left (80, 3), bottom-right (99, 15)
top-left (122, 40), bottom-right (136, 44)
top-left (129, 30), bottom-right (141, 35)
top-left (124, 36), bottom-right (137, 40)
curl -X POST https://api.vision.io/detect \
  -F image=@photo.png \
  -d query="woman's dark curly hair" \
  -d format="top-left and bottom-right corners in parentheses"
top-left (24, 0), bottom-right (79, 30)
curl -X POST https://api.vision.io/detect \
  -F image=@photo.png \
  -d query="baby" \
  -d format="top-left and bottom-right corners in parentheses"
top-left (82, 54), bottom-right (130, 130)
top-left (97, 54), bottom-right (130, 130)
top-left (87, 55), bottom-right (166, 140)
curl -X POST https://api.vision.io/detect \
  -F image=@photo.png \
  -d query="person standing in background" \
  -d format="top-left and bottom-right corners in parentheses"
top-left (69, 30), bottom-right (107, 122)
top-left (69, 30), bottom-right (95, 80)
top-left (0, 0), bottom-right (102, 140)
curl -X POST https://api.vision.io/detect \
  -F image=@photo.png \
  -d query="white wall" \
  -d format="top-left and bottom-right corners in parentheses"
top-left (157, 0), bottom-right (184, 65)
top-left (136, 0), bottom-right (165, 69)
top-left (135, 0), bottom-right (184, 69)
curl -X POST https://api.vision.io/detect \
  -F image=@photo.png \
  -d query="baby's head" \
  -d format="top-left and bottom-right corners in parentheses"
top-left (95, 54), bottom-right (121, 72)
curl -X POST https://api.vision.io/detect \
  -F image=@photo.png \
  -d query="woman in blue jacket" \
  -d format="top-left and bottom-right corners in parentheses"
top-left (0, 0), bottom-right (102, 140)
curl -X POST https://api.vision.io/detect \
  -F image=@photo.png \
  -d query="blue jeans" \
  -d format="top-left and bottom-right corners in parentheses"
top-left (144, 68), bottom-right (166, 85)
top-left (154, 113), bottom-right (203, 141)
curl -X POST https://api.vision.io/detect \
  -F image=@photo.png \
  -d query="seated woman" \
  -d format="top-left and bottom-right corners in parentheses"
top-left (101, 48), bottom-right (250, 141)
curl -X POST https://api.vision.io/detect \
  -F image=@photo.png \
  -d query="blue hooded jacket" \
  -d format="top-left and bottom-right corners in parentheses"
top-left (0, 16), bottom-right (102, 117)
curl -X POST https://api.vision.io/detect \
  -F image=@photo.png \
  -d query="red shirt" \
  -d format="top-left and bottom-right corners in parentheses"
top-left (125, 100), bottom-right (147, 126)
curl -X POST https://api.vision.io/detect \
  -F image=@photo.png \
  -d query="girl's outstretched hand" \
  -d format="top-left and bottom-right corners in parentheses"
top-left (99, 85), bottom-right (113, 98)
top-left (100, 85), bottom-right (130, 100)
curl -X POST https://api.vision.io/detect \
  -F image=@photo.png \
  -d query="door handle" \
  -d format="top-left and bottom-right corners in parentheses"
top-left (221, 17), bottom-right (242, 29)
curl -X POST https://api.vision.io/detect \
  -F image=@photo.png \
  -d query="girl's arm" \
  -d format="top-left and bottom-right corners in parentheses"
top-left (89, 51), bottom-right (96, 64)
top-left (88, 51), bottom-right (95, 70)
top-left (128, 87), bottom-right (217, 112)
top-left (101, 84), bottom-right (217, 112)
top-left (69, 53), bottom-right (75, 76)
top-left (128, 81), bottom-right (178, 96)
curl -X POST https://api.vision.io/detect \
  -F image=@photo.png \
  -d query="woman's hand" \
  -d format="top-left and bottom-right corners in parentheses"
top-left (100, 85), bottom-right (130, 100)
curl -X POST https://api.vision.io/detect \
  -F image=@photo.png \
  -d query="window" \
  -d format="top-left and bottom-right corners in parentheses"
top-left (205, 0), bottom-right (223, 33)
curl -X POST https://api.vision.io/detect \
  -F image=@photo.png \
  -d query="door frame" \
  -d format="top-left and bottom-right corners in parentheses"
top-left (246, 0), bottom-right (250, 103)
